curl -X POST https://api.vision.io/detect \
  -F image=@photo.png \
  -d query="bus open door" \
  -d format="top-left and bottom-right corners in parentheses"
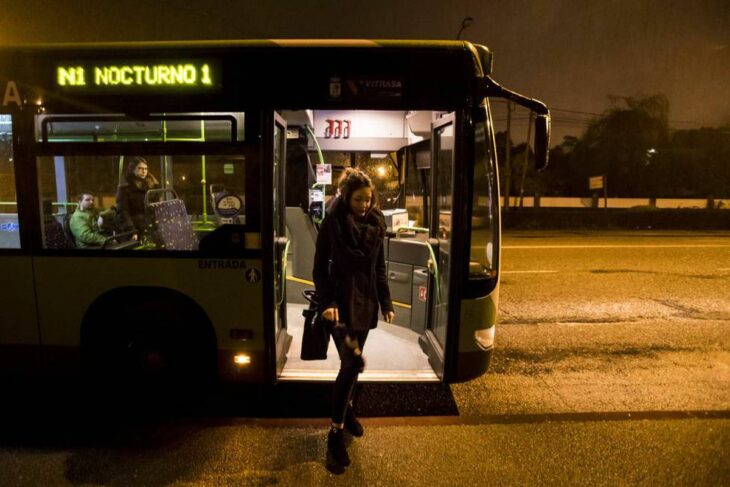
top-left (265, 112), bottom-right (292, 381)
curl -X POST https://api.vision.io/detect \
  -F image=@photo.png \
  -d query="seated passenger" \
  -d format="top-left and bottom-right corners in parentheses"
top-left (98, 206), bottom-right (137, 241)
top-left (116, 156), bottom-right (160, 238)
top-left (69, 192), bottom-right (109, 248)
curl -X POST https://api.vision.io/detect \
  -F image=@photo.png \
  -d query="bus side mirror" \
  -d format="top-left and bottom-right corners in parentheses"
top-left (534, 114), bottom-right (550, 171)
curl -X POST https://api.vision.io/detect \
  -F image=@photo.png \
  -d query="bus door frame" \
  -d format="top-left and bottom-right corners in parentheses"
top-left (261, 111), bottom-right (291, 381)
top-left (420, 111), bottom-right (468, 382)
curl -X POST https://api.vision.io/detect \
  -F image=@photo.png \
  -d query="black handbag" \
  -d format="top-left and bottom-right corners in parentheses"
top-left (300, 290), bottom-right (332, 360)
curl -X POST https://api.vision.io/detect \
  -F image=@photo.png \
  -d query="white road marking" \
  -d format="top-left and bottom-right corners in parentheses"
top-left (503, 244), bottom-right (730, 249)
top-left (502, 270), bottom-right (558, 274)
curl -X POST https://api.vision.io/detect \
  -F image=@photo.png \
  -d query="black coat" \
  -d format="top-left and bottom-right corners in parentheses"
top-left (116, 175), bottom-right (159, 234)
top-left (313, 197), bottom-right (393, 331)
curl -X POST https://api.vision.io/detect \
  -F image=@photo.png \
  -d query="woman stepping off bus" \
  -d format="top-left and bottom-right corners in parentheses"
top-left (312, 168), bottom-right (395, 471)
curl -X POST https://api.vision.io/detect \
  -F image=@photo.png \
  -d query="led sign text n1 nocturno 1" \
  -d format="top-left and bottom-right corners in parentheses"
top-left (55, 61), bottom-right (219, 91)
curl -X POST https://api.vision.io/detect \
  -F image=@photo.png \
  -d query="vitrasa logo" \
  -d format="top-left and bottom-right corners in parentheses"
top-left (0, 81), bottom-right (21, 107)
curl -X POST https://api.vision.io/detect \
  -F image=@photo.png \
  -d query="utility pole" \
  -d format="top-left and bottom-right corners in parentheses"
top-left (518, 111), bottom-right (534, 208)
top-left (503, 101), bottom-right (513, 211)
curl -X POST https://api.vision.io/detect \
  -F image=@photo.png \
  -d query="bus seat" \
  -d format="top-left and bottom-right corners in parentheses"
top-left (45, 213), bottom-right (75, 249)
top-left (145, 188), bottom-right (198, 251)
top-left (285, 206), bottom-right (317, 281)
top-left (61, 212), bottom-right (78, 248)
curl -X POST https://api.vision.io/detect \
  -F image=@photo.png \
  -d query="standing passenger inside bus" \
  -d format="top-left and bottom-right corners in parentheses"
top-left (313, 169), bottom-right (395, 470)
top-left (69, 192), bottom-right (109, 248)
top-left (116, 156), bottom-right (159, 239)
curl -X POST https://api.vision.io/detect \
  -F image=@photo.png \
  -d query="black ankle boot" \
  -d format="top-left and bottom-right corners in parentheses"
top-left (327, 426), bottom-right (350, 467)
top-left (344, 407), bottom-right (364, 437)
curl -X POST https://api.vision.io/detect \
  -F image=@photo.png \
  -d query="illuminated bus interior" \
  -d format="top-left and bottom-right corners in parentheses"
top-left (279, 109), bottom-right (464, 382)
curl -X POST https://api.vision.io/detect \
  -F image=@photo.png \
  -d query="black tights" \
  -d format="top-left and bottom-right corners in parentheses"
top-left (331, 326), bottom-right (369, 424)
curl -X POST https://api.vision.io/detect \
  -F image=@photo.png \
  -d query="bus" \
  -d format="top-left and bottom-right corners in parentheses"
top-left (0, 40), bottom-right (549, 387)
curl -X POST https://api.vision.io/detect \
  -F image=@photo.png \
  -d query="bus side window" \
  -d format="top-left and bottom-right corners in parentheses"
top-left (37, 155), bottom-right (115, 250)
top-left (0, 115), bottom-right (20, 249)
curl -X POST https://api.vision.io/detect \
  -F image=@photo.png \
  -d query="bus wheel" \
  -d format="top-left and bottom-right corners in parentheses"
top-left (84, 319), bottom-right (215, 398)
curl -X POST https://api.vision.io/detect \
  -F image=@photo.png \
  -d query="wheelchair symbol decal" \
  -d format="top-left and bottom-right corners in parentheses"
top-left (245, 268), bottom-right (261, 284)
top-left (0, 222), bottom-right (19, 232)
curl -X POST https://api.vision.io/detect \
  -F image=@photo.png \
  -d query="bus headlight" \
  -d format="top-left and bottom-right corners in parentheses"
top-left (474, 327), bottom-right (495, 350)
top-left (233, 353), bottom-right (252, 366)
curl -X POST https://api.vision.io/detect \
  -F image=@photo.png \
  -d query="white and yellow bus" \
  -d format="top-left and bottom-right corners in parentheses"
top-left (0, 40), bottom-right (549, 387)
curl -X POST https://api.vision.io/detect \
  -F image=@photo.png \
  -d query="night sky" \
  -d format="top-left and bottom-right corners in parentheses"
top-left (1, 0), bottom-right (727, 145)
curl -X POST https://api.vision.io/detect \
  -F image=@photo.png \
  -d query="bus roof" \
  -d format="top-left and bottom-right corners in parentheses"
top-left (0, 39), bottom-right (478, 52)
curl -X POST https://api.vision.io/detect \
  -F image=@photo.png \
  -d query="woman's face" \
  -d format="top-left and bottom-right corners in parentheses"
top-left (348, 187), bottom-right (373, 217)
top-left (133, 162), bottom-right (148, 179)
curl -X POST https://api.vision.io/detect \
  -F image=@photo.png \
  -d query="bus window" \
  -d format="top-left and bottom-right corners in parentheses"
top-left (468, 107), bottom-right (499, 278)
top-left (38, 114), bottom-right (244, 143)
top-left (356, 152), bottom-right (400, 210)
top-left (311, 151), bottom-right (400, 210)
top-left (403, 140), bottom-right (431, 228)
top-left (313, 151), bottom-right (352, 202)
top-left (0, 115), bottom-right (19, 249)
top-left (36, 153), bottom-right (245, 250)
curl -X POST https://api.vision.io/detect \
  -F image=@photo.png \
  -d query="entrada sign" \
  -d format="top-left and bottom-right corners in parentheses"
top-left (55, 60), bottom-right (218, 91)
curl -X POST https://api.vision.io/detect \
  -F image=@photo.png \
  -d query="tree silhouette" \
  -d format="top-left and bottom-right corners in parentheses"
top-left (498, 94), bottom-right (729, 199)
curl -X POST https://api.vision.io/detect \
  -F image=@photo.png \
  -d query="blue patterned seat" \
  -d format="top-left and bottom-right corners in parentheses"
top-left (44, 215), bottom-right (75, 249)
top-left (147, 197), bottom-right (198, 251)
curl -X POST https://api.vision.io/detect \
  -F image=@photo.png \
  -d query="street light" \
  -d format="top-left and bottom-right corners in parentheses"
top-left (457, 17), bottom-right (474, 40)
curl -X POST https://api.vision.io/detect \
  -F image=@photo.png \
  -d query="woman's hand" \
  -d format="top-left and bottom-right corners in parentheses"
top-left (323, 307), bottom-right (339, 323)
top-left (384, 311), bottom-right (395, 323)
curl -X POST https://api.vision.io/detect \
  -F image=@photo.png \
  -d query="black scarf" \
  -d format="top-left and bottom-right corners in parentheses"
top-left (126, 173), bottom-right (159, 191)
top-left (330, 197), bottom-right (386, 269)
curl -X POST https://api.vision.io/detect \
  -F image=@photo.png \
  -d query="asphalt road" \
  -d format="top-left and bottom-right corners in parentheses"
top-left (0, 230), bottom-right (728, 485)
top-left (454, 230), bottom-right (730, 416)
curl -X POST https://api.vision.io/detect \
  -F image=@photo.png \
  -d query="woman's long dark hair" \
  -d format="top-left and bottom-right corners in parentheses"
top-left (123, 156), bottom-right (159, 188)
top-left (338, 168), bottom-right (377, 212)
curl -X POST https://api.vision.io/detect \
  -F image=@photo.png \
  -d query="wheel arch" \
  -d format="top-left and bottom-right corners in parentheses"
top-left (80, 286), bottom-right (218, 376)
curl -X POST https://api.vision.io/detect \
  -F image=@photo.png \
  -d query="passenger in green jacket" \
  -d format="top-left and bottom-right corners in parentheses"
top-left (69, 192), bottom-right (108, 248)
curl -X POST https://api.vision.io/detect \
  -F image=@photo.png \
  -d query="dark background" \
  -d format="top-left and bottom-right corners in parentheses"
top-left (1, 0), bottom-right (728, 145)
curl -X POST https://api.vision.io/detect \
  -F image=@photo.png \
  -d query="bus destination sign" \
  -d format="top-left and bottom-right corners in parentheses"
top-left (55, 60), bottom-right (220, 92)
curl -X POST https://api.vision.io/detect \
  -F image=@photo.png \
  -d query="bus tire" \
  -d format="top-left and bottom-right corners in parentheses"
top-left (80, 287), bottom-right (217, 396)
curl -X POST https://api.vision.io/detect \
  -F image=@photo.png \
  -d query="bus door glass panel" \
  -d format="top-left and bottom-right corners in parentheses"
top-left (430, 116), bottom-right (455, 352)
top-left (272, 113), bottom-right (289, 373)
top-left (36, 153), bottom-right (245, 250)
